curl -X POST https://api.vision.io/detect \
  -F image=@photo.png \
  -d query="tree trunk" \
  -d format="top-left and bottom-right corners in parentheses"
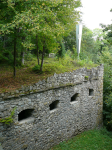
top-left (14, 28), bottom-right (17, 77)
top-left (21, 51), bottom-right (24, 65)
top-left (3, 35), bottom-right (6, 48)
top-left (36, 35), bottom-right (39, 65)
top-left (21, 37), bottom-right (26, 65)
top-left (40, 45), bottom-right (45, 72)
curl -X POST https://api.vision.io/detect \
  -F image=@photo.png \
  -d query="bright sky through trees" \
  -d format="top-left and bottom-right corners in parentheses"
top-left (81, 0), bottom-right (112, 30)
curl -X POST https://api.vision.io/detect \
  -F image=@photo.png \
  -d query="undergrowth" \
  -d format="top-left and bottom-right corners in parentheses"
top-left (0, 55), bottom-right (97, 93)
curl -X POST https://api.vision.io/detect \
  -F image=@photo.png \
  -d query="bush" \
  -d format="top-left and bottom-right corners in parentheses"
top-left (32, 64), bottom-right (41, 73)
top-left (59, 54), bottom-right (73, 66)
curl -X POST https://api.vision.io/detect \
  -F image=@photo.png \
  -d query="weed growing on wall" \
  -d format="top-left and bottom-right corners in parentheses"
top-left (85, 76), bottom-right (89, 80)
top-left (0, 107), bottom-right (16, 125)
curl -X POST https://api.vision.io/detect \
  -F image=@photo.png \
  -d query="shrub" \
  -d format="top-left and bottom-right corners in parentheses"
top-left (32, 64), bottom-right (41, 73)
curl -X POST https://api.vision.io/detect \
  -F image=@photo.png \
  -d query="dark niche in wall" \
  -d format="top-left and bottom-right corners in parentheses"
top-left (71, 93), bottom-right (79, 102)
top-left (49, 100), bottom-right (59, 111)
top-left (18, 109), bottom-right (34, 121)
top-left (89, 89), bottom-right (94, 96)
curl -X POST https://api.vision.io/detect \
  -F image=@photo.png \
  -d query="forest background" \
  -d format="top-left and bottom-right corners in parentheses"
top-left (0, 0), bottom-right (112, 131)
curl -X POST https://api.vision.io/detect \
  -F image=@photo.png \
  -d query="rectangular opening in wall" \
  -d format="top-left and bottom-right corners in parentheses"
top-left (89, 89), bottom-right (94, 96)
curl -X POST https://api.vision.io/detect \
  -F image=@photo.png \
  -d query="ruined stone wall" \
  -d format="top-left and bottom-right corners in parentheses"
top-left (0, 65), bottom-right (103, 150)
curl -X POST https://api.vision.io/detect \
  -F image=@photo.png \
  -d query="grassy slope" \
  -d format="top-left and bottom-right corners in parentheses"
top-left (0, 56), bottom-right (97, 93)
top-left (50, 129), bottom-right (112, 150)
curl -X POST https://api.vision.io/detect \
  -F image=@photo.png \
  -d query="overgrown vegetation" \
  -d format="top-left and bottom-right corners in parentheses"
top-left (0, 55), bottom-right (97, 93)
top-left (50, 128), bottom-right (112, 150)
top-left (100, 52), bottom-right (112, 131)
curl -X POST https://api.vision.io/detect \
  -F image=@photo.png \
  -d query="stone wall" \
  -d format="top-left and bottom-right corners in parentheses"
top-left (0, 65), bottom-right (103, 150)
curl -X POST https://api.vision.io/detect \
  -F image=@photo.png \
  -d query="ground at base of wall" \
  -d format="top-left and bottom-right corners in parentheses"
top-left (50, 128), bottom-right (112, 150)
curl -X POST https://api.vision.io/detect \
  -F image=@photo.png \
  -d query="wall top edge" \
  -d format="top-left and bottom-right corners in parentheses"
top-left (0, 64), bottom-right (104, 101)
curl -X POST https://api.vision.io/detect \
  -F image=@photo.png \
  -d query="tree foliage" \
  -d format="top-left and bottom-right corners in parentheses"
top-left (80, 26), bottom-right (96, 61)
top-left (0, 0), bottom-right (81, 73)
top-left (99, 18), bottom-right (112, 130)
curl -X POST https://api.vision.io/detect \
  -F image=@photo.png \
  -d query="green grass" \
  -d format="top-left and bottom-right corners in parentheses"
top-left (50, 128), bottom-right (112, 150)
